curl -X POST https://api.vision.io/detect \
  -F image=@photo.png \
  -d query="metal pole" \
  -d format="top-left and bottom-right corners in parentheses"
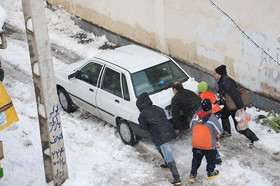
top-left (21, 0), bottom-right (68, 185)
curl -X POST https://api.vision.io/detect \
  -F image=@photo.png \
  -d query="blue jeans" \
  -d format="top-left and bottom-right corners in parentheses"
top-left (156, 142), bottom-right (174, 163)
top-left (216, 149), bottom-right (220, 159)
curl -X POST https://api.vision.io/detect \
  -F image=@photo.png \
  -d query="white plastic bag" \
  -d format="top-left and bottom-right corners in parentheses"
top-left (235, 110), bottom-right (251, 131)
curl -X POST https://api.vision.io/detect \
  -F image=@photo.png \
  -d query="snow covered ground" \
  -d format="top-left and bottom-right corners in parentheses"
top-left (0, 0), bottom-right (280, 186)
top-left (0, 2), bottom-right (7, 32)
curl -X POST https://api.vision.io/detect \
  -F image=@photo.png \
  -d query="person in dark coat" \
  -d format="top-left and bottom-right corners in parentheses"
top-left (215, 65), bottom-right (259, 147)
top-left (136, 92), bottom-right (181, 186)
top-left (171, 81), bottom-right (202, 134)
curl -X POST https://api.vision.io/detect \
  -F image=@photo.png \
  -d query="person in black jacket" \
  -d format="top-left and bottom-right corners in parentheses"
top-left (215, 65), bottom-right (259, 147)
top-left (171, 81), bottom-right (202, 134)
top-left (136, 92), bottom-right (181, 186)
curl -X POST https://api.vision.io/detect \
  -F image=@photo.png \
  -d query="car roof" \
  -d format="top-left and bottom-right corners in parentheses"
top-left (95, 45), bottom-right (170, 73)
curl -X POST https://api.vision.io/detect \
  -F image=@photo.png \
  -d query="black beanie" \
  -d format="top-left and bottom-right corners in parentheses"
top-left (202, 99), bottom-right (212, 112)
top-left (215, 65), bottom-right (227, 75)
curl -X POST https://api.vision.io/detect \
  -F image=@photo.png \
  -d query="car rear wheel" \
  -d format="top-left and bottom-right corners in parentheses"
top-left (57, 88), bottom-right (76, 113)
top-left (118, 120), bottom-right (137, 146)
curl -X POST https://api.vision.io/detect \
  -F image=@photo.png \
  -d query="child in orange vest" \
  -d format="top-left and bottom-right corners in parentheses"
top-left (198, 81), bottom-right (222, 165)
top-left (198, 81), bottom-right (221, 116)
top-left (189, 99), bottom-right (222, 182)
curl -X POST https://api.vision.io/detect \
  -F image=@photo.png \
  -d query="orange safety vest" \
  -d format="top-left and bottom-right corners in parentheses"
top-left (0, 82), bottom-right (19, 131)
top-left (199, 91), bottom-right (221, 114)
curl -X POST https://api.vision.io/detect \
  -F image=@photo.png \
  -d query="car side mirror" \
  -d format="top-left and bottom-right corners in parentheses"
top-left (68, 72), bottom-right (77, 80)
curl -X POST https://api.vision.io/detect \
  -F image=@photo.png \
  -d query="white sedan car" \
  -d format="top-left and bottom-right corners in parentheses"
top-left (55, 44), bottom-right (198, 145)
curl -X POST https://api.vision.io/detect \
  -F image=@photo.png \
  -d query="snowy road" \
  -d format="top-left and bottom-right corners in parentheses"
top-left (1, 1), bottom-right (280, 186)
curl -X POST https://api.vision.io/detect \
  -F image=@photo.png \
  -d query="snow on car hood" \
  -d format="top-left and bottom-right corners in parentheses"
top-left (149, 78), bottom-right (199, 111)
top-left (0, 3), bottom-right (8, 32)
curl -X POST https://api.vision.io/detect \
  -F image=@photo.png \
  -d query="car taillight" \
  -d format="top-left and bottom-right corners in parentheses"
top-left (0, 60), bottom-right (2, 68)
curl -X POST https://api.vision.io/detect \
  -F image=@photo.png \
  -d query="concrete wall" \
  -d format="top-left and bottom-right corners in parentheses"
top-left (46, 0), bottom-right (280, 103)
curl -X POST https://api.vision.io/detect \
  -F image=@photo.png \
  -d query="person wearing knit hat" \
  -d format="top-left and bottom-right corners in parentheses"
top-left (198, 81), bottom-right (208, 93)
top-left (214, 65), bottom-right (259, 147)
top-left (189, 98), bottom-right (223, 182)
top-left (198, 81), bottom-right (221, 115)
top-left (202, 98), bottom-right (212, 112)
top-left (215, 65), bottom-right (227, 76)
top-left (198, 90), bottom-right (222, 165)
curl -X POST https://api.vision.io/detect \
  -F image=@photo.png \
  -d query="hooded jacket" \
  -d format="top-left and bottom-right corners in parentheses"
top-left (136, 92), bottom-right (176, 146)
top-left (218, 75), bottom-right (244, 110)
top-left (190, 109), bottom-right (223, 150)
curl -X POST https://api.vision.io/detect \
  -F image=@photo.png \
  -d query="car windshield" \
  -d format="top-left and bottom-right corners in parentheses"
top-left (132, 60), bottom-right (189, 97)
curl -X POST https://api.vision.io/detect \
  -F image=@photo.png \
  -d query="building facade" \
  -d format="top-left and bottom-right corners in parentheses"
top-left (46, 0), bottom-right (280, 105)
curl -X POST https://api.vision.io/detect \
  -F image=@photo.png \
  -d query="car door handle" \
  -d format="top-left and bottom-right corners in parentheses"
top-left (115, 99), bottom-right (119, 103)
top-left (89, 88), bottom-right (94, 92)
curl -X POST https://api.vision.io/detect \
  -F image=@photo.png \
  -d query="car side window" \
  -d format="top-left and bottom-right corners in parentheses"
top-left (122, 74), bottom-right (130, 101)
top-left (77, 62), bottom-right (102, 86)
top-left (101, 67), bottom-right (122, 98)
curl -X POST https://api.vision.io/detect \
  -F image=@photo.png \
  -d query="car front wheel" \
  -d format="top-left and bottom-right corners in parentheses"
top-left (57, 88), bottom-right (76, 113)
top-left (118, 121), bottom-right (137, 146)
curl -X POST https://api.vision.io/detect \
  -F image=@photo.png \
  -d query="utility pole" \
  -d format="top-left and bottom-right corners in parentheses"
top-left (21, 1), bottom-right (68, 185)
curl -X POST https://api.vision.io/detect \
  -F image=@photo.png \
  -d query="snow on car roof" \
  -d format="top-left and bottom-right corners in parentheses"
top-left (95, 45), bottom-right (170, 73)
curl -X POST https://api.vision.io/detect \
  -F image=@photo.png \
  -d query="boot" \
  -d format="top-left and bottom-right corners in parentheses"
top-left (243, 128), bottom-right (259, 142)
top-left (158, 150), bottom-right (169, 169)
top-left (215, 158), bottom-right (222, 165)
top-left (160, 163), bottom-right (169, 169)
top-left (207, 170), bottom-right (219, 179)
top-left (189, 173), bottom-right (197, 183)
top-left (221, 117), bottom-right (231, 135)
top-left (219, 131), bottom-right (231, 138)
top-left (167, 161), bottom-right (182, 185)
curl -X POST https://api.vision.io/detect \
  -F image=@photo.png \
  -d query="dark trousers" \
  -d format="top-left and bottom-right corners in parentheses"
top-left (190, 148), bottom-right (216, 175)
top-left (221, 106), bottom-right (259, 142)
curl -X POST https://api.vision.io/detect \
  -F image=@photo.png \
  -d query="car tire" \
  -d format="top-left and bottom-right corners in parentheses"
top-left (118, 120), bottom-right (137, 146)
top-left (57, 88), bottom-right (76, 113)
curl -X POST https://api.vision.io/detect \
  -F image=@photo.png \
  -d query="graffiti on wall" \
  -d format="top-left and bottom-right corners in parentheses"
top-left (241, 30), bottom-right (280, 81)
top-left (259, 36), bottom-right (280, 66)
top-left (208, 0), bottom-right (280, 68)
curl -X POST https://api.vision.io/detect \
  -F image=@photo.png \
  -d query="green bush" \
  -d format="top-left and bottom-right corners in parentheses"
top-left (254, 110), bottom-right (280, 133)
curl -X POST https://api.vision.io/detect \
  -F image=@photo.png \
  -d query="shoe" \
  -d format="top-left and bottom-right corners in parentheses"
top-left (219, 131), bottom-right (231, 139)
top-left (189, 173), bottom-right (197, 183)
top-left (171, 181), bottom-right (182, 186)
top-left (248, 139), bottom-right (260, 148)
top-left (160, 163), bottom-right (169, 169)
top-left (207, 170), bottom-right (220, 179)
top-left (171, 178), bottom-right (182, 186)
top-left (247, 141), bottom-right (254, 148)
top-left (216, 158), bottom-right (222, 165)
